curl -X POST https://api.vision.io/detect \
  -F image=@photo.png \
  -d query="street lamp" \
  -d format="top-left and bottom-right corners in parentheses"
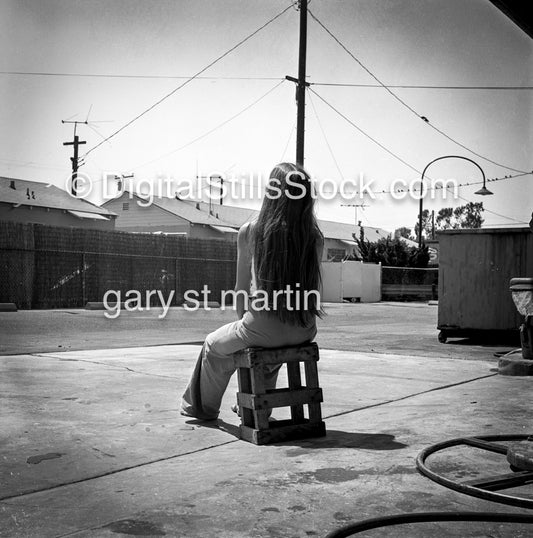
top-left (417, 155), bottom-right (492, 248)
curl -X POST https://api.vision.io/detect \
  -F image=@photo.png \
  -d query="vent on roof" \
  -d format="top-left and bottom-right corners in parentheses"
top-left (9, 180), bottom-right (15, 190)
top-left (122, 202), bottom-right (130, 211)
top-left (196, 203), bottom-right (200, 210)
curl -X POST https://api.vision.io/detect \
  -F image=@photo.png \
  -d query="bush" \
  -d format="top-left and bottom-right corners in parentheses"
top-left (355, 228), bottom-right (429, 268)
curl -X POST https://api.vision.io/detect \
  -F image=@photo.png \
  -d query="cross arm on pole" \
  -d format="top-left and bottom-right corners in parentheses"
top-left (285, 75), bottom-right (310, 87)
top-left (63, 140), bottom-right (86, 146)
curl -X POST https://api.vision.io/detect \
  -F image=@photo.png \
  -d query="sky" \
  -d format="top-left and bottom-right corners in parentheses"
top-left (1, 0), bottom-right (532, 233)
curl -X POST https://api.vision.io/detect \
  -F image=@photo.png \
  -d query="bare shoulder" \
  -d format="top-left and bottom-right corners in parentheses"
top-left (238, 220), bottom-right (255, 246)
top-left (238, 221), bottom-right (254, 251)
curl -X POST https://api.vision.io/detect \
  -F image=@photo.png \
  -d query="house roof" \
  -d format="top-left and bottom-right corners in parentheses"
top-left (318, 219), bottom-right (390, 243)
top-left (180, 200), bottom-right (256, 228)
top-left (185, 200), bottom-right (392, 242)
top-left (0, 176), bottom-right (116, 216)
top-left (106, 190), bottom-right (394, 242)
top-left (106, 191), bottom-right (237, 227)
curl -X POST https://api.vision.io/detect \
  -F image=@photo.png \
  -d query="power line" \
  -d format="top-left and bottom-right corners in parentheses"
top-left (85, 80), bottom-right (287, 183)
top-left (131, 79), bottom-right (286, 171)
top-left (4, 70), bottom-right (531, 91)
top-left (309, 88), bottom-right (423, 176)
top-left (446, 187), bottom-right (527, 224)
top-left (0, 70), bottom-right (283, 81)
top-left (82, 4), bottom-right (292, 158)
top-left (280, 120), bottom-right (296, 162)
top-left (308, 9), bottom-right (530, 175)
top-left (308, 90), bottom-right (345, 180)
top-left (312, 82), bottom-right (533, 91)
top-left (377, 170), bottom-right (532, 195)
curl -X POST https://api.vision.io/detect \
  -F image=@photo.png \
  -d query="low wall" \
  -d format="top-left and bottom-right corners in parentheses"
top-left (381, 266), bottom-right (438, 301)
top-left (321, 261), bottom-right (381, 303)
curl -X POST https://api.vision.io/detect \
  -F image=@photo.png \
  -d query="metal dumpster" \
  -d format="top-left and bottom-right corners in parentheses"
top-left (437, 227), bottom-right (533, 343)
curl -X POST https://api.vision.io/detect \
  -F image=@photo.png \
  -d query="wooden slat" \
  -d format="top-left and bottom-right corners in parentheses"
top-left (233, 349), bottom-right (254, 368)
top-left (236, 367), bottom-right (254, 428)
top-left (237, 388), bottom-right (323, 410)
top-left (252, 409), bottom-right (270, 431)
top-left (240, 421), bottom-right (326, 445)
top-left (303, 360), bottom-right (323, 423)
top-left (286, 362), bottom-right (305, 423)
top-left (307, 401), bottom-right (323, 424)
top-left (250, 366), bottom-right (269, 429)
top-left (233, 343), bottom-right (319, 367)
top-left (304, 360), bottom-right (319, 387)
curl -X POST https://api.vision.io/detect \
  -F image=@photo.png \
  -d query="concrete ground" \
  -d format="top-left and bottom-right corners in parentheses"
top-left (1, 303), bottom-right (532, 537)
top-left (0, 302), bottom-right (517, 360)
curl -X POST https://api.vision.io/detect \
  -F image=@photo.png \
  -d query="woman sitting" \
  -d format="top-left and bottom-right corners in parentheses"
top-left (181, 162), bottom-right (323, 421)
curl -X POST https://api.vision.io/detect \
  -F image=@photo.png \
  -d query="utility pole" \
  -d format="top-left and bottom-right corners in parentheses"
top-left (285, 0), bottom-right (308, 166)
top-left (62, 109), bottom-right (109, 196)
top-left (296, 0), bottom-right (307, 166)
top-left (62, 121), bottom-right (86, 197)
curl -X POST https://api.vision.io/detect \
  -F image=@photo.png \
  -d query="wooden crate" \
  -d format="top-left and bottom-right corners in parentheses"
top-left (233, 342), bottom-right (326, 445)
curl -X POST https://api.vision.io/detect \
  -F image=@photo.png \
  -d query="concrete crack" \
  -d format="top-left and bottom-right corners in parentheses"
top-left (30, 353), bottom-right (179, 379)
top-left (0, 440), bottom-right (238, 503)
top-left (324, 373), bottom-right (498, 420)
top-left (0, 373), bottom-right (498, 503)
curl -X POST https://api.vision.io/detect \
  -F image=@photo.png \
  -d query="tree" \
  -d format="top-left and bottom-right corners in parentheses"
top-left (460, 201), bottom-right (484, 229)
top-left (436, 202), bottom-right (484, 230)
top-left (414, 202), bottom-right (484, 241)
top-left (413, 209), bottom-right (432, 242)
top-left (394, 227), bottom-right (413, 240)
top-left (355, 227), bottom-right (429, 268)
top-left (436, 207), bottom-right (454, 229)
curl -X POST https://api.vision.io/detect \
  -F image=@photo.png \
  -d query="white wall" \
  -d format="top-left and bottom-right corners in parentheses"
top-left (321, 261), bottom-right (381, 303)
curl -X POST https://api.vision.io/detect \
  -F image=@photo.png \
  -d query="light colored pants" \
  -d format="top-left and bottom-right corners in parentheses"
top-left (181, 311), bottom-right (317, 420)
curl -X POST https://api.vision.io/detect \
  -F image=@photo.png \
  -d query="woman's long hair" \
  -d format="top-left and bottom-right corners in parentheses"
top-left (252, 162), bottom-right (323, 326)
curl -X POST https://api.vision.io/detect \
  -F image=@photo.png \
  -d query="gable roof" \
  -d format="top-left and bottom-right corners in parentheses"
top-left (318, 219), bottom-right (390, 243)
top-left (0, 176), bottom-right (116, 216)
top-left (105, 190), bottom-right (393, 241)
top-left (106, 191), bottom-right (237, 227)
top-left (187, 200), bottom-right (391, 242)
top-left (180, 200), bottom-right (256, 227)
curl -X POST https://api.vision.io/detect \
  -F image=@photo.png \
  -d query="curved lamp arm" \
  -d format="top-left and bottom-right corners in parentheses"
top-left (417, 155), bottom-right (489, 247)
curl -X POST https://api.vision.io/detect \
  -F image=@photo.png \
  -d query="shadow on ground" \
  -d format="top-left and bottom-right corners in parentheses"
top-left (274, 430), bottom-right (409, 451)
top-left (186, 420), bottom-right (409, 452)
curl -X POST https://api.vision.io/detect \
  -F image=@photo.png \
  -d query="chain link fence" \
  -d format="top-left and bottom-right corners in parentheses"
top-left (0, 222), bottom-right (236, 309)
